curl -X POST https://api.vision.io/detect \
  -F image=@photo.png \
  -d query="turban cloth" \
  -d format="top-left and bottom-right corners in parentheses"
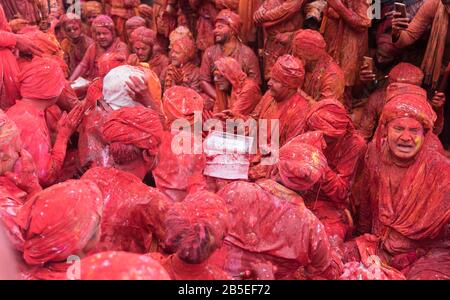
top-left (0, 109), bottom-right (20, 147)
top-left (60, 13), bottom-right (82, 30)
top-left (102, 106), bottom-right (163, 156)
top-left (380, 85), bottom-right (436, 131)
top-left (97, 52), bottom-right (127, 78)
top-left (163, 86), bottom-right (204, 125)
top-left (169, 26), bottom-right (194, 47)
top-left (214, 56), bottom-right (246, 88)
top-left (385, 82), bottom-right (428, 104)
top-left (92, 15), bottom-right (115, 33)
top-left (305, 99), bottom-right (353, 138)
top-left (19, 57), bottom-right (66, 101)
top-left (80, 251), bottom-right (170, 280)
top-left (130, 26), bottom-right (156, 47)
top-left (15, 179), bottom-right (103, 265)
top-left (215, 9), bottom-right (241, 37)
top-left (19, 27), bottom-right (63, 57)
top-left (164, 191), bottom-right (229, 259)
top-left (277, 131), bottom-right (328, 191)
top-left (125, 16), bottom-right (146, 29)
top-left (270, 54), bottom-right (305, 89)
top-left (171, 36), bottom-right (196, 63)
top-left (83, 1), bottom-right (103, 15)
top-left (292, 29), bottom-right (326, 57)
top-left (388, 63), bottom-right (424, 85)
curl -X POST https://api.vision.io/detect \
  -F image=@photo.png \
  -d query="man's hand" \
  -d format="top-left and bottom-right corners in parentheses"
top-left (126, 75), bottom-right (148, 99)
top-left (359, 64), bottom-right (376, 84)
top-left (5, 149), bottom-right (41, 194)
top-left (57, 104), bottom-right (85, 138)
top-left (431, 92), bottom-right (446, 110)
top-left (15, 34), bottom-right (44, 57)
top-left (391, 11), bottom-right (409, 38)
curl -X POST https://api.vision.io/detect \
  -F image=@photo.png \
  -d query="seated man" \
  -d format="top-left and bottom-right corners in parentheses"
top-left (153, 86), bottom-right (208, 202)
top-left (213, 57), bottom-right (261, 116)
top-left (128, 26), bottom-right (169, 85)
top-left (210, 132), bottom-right (342, 279)
top-left (81, 107), bottom-right (171, 254)
top-left (15, 179), bottom-right (103, 280)
top-left (291, 29), bottom-right (345, 104)
top-left (356, 87), bottom-right (450, 279)
top-left (300, 99), bottom-right (367, 257)
top-left (199, 9), bottom-right (261, 101)
top-left (6, 57), bottom-right (84, 187)
top-left (60, 13), bottom-right (94, 76)
top-left (69, 15), bottom-right (129, 81)
top-left (159, 187), bottom-right (231, 280)
top-left (249, 54), bottom-right (310, 180)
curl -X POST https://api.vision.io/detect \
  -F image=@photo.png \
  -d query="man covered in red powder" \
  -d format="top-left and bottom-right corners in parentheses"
top-left (253, 0), bottom-right (305, 80)
top-left (81, 1), bottom-right (103, 39)
top-left (291, 29), bottom-right (346, 104)
top-left (60, 13), bottom-right (94, 77)
top-left (210, 132), bottom-right (343, 280)
top-left (300, 99), bottom-right (367, 258)
top-left (15, 179), bottom-right (103, 280)
top-left (6, 57), bottom-right (84, 187)
top-left (356, 88), bottom-right (450, 279)
top-left (70, 15), bottom-right (128, 82)
top-left (81, 106), bottom-right (172, 254)
top-left (108, 0), bottom-right (139, 41)
top-left (153, 86), bottom-right (209, 202)
top-left (249, 54), bottom-right (310, 180)
top-left (189, 0), bottom-right (219, 54)
top-left (0, 4), bottom-right (43, 110)
top-left (164, 36), bottom-right (212, 108)
top-left (213, 56), bottom-right (261, 116)
top-left (200, 9), bottom-right (261, 102)
top-left (160, 186), bottom-right (231, 280)
top-left (359, 63), bottom-right (446, 141)
top-left (128, 26), bottom-right (169, 85)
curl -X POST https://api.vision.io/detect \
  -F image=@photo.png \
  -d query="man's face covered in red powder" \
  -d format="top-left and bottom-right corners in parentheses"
top-left (387, 117), bottom-right (424, 161)
top-left (133, 41), bottom-right (152, 62)
top-left (95, 27), bottom-right (114, 49)
top-left (65, 22), bottom-right (82, 40)
top-left (213, 21), bottom-right (231, 44)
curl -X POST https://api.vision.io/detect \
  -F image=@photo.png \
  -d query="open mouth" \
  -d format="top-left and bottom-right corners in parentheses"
top-left (396, 144), bottom-right (414, 153)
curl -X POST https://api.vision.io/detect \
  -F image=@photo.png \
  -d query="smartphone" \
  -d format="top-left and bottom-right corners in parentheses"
top-left (395, 2), bottom-right (407, 18)
top-left (363, 56), bottom-right (374, 72)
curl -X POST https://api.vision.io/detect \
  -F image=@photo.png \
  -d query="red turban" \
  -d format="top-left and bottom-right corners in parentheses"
top-left (130, 26), bottom-right (156, 46)
top-left (19, 26), bottom-right (63, 57)
top-left (215, 9), bottom-right (241, 37)
top-left (80, 251), bottom-right (170, 280)
top-left (164, 190), bottom-right (229, 262)
top-left (163, 86), bottom-right (204, 125)
top-left (388, 63), bottom-right (424, 85)
top-left (169, 26), bottom-right (194, 46)
top-left (385, 82), bottom-right (428, 104)
top-left (277, 131), bottom-right (328, 191)
top-left (215, 56), bottom-right (246, 88)
top-left (305, 99), bottom-right (353, 138)
top-left (102, 107), bottom-right (164, 155)
top-left (125, 16), bottom-right (146, 28)
top-left (171, 36), bottom-right (196, 63)
top-left (83, 1), bottom-right (103, 15)
top-left (380, 85), bottom-right (436, 131)
top-left (60, 13), bottom-right (82, 30)
top-left (270, 54), bottom-right (305, 89)
top-left (15, 180), bottom-right (103, 265)
top-left (19, 57), bottom-right (66, 101)
top-left (292, 29), bottom-right (326, 57)
top-left (97, 52), bottom-right (127, 78)
top-left (92, 15), bottom-right (115, 33)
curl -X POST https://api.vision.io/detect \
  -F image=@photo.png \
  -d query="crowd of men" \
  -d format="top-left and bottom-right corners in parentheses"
top-left (0, 0), bottom-right (449, 280)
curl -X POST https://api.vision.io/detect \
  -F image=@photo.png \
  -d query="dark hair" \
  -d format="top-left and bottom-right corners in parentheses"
top-left (109, 142), bottom-right (142, 164)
